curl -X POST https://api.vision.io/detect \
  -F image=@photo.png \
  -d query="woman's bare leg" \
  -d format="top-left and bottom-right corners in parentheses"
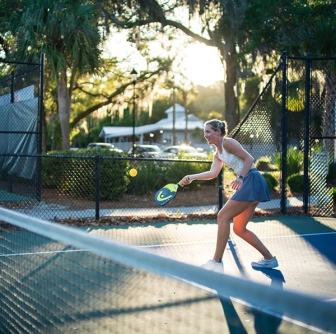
top-left (232, 202), bottom-right (273, 259)
top-left (213, 199), bottom-right (256, 262)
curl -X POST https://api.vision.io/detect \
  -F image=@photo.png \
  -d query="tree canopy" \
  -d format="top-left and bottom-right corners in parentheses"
top-left (1, 0), bottom-right (335, 150)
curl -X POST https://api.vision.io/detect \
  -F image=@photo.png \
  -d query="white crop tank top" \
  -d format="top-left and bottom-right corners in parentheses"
top-left (217, 144), bottom-right (244, 175)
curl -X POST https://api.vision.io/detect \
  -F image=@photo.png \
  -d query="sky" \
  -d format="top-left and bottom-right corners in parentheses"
top-left (105, 31), bottom-right (224, 87)
top-left (179, 42), bottom-right (224, 86)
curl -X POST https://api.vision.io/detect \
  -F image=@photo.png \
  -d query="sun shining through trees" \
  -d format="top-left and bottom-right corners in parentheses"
top-left (180, 42), bottom-right (224, 87)
top-left (105, 31), bottom-right (224, 88)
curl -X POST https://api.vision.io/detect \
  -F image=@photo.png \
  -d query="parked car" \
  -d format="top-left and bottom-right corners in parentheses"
top-left (127, 144), bottom-right (161, 157)
top-left (158, 145), bottom-right (208, 159)
top-left (87, 142), bottom-right (124, 153)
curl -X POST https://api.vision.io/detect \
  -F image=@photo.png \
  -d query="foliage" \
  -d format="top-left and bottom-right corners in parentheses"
top-left (42, 152), bottom-right (214, 200)
top-left (3, 0), bottom-right (335, 152)
top-left (242, 0), bottom-right (336, 56)
top-left (281, 12), bottom-right (336, 57)
top-left (327, 162), bottom-right (336, 186)
top-left (150, 99), bottom-right (172, 123)
top-left (8, 0), bottom-right (103, 150)
top-left (41, 154), bottom-right (69, 189)
top-left (163, 161), bottom-right (214, 190)
top-left (332, 188), bottom-right (336, 203)
top-left (239, 76), bottom-right (260, 117)
top-left (262, 173), bottom-right (279, 192)
top-left (10, 0), bottom-right (102, 75)
top-left (255, 156), bottom-right (278, 171)
top-left (188, 84), bottom-right (225, 120)
top-left (98, 154), bottom-right (130, 201)
top-left (42, 150), bottom-right (129, 200)
top-left (274, 147), bottom-right (304, 177)
top-left (287, 173), bottom-right (304, 193)
top-left (126, 160), bottom-right (165, 196)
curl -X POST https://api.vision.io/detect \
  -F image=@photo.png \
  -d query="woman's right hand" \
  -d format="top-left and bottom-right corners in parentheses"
top-left (179, 175), bottom-right (192, 187)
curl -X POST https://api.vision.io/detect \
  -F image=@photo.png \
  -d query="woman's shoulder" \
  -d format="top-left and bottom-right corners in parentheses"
top-left (223, 137), bottom-right (243, 152)
top-left (223, 137), bottom-right (238, 147)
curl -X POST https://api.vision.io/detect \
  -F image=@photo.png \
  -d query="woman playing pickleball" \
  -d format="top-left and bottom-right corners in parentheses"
top-left (180, 119), bottom-right (278, 272)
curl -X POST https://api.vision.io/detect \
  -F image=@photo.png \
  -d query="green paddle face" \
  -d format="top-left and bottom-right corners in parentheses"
top-left (154, 183), bottom-right (180, 206)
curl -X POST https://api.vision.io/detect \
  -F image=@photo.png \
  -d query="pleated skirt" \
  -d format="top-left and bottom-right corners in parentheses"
top-left (231, 168), bottom-right (270, 202)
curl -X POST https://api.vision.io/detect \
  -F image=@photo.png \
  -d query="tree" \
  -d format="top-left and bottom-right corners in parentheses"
top-left (97, 0), bottom-right (336, 133)
top-left (98, 0), bottom-right (244, 130)
top-left (10, 0), bottom-right (102, 150)
top-left (281, 2), bottom-right (336, 153)
top-left (0, 0), bottom-right (23, 59)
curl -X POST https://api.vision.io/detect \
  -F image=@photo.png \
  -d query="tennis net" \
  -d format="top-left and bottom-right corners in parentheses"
top-left (0, 208), bottom-right (334, 333)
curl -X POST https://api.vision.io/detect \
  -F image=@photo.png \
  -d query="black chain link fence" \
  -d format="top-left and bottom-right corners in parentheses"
top-left (229, 53), bottom-right (336, 217)
top-left (0, 53), bottom-right (335, 220)
top-left (308, 57), bottom-right (336, 216)
top-left (0, 153), bottom-right (217, 221)
top-left (0, 55), bottom-right (44, 205)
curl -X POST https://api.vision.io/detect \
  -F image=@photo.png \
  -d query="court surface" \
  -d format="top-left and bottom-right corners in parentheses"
top-left (87, 215), bottom-right (336, 333)
top-left (1, 215), bottom-right (335, 333)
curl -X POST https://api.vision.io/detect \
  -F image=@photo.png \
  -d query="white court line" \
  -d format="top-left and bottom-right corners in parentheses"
top-left (2, 231), bottom-right (335, 256)
top-left (0, 249), bottom-right (90, 257)
top-left (257, 231), bottom-right (336, 239)
top-left (139, 239), bottom-right (215, 248)
top-left (138, 231), bottom-right (336, 248)
top-left (325, 298), bottom-right (336, 303)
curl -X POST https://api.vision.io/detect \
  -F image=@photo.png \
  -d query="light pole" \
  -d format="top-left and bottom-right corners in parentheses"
top-left (131, 68), bottom-right (138, 156)
top-left (149, 133), bottom-right (154, 144)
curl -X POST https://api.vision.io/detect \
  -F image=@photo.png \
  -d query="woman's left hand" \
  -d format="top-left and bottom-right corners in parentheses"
top-left (231, 178), bottom-right (243, 190)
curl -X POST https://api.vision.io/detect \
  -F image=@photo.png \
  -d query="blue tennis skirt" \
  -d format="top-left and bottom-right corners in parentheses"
top-left (231, 168), bottom-right (270, 202)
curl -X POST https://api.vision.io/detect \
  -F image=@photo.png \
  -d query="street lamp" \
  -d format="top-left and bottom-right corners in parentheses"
top-left (131, 68), bottom-right (138, 156)
top-left (149, 133), bottom-right (154, 144)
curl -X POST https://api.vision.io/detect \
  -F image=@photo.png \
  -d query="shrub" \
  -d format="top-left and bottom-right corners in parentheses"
top-left (287, 173), bottom-right (304, 193)
top-left (127, 160), bottom-right (166, 195)
top-left (262, 173), bottom-right (279, 192)
top-left (41, 153), bottom-right (70, 188)
top-left (164, 160), bottom-right (213, 190)
top-left (98, 156), bottom-right (129, 200)
top-left (256, 156), bottom-right (278, 171)
top-left (274, 147), bottom-right (303, 177)
top-left (42, 149), bottom-right (129, 200)
top-left (327, 162), bottom-right (336, 185)
top-left (73, 149), bottom-right (128, 200)
top-left (332, 188), bottom-right (336, 203)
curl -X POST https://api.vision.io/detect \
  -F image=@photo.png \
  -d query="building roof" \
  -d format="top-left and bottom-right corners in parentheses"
top-left (99, 104), bottom-right (204, 139)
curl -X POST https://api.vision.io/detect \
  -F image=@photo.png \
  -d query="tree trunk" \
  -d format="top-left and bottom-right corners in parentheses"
top-left (57, 71), bottom-right (70, 150)
top-left (225, 52), bottom-right (239, 133)
top-left (219, 34), bottom-right (239, 133)
top-left (183, 91), bottom-right (188, 144)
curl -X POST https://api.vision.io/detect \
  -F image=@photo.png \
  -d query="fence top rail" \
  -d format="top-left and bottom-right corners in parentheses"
top-left (286, 55), bottom-right (336, 61)
top-left (0, 152), bottom-right (212, 163)
top-left (311, 136), bottom-right (336, 140)
top-left (0, 59), bottom-right (40, 66)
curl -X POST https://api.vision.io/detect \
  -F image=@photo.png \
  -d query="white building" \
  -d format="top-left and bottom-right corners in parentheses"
top-left (98, 103), bottom-right (207, 152)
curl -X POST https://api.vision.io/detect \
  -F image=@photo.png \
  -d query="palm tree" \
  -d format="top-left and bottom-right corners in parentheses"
top-left (11, 0), bottom-right (102, 150)
top-left (286, 19), bottom-right (336, 153)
